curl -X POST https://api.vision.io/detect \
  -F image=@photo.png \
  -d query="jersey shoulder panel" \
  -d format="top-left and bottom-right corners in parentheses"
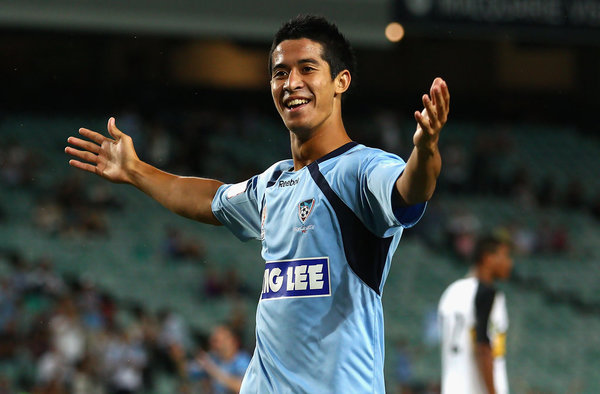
top-left (255, 159), bottom-right (294, 190)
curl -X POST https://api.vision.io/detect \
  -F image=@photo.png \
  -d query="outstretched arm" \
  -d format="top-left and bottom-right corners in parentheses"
top-left (65, 117), bottom-right (223, 225)
top-left (396, 77), bottom-right (450, 205)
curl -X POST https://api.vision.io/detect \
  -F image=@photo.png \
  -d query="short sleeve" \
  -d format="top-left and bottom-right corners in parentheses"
top-left (492, 292), bottom-right (509, 333)
top-left (360, 152), bottom-right (427, 236)
top-left (474, 282), bottom-right (496, 344)
top-left (212, 177), bottom-right (261, 241)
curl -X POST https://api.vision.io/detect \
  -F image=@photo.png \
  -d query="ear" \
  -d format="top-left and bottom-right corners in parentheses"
top-left (334, 70), bottom-right (351, 95)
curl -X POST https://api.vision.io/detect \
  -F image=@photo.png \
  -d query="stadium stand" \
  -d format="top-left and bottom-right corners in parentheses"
top-left (1, 113), bottom-right (599, 393)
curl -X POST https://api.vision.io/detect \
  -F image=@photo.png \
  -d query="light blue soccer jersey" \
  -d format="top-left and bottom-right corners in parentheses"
top-left (212, 142), bottom-right (426, 393)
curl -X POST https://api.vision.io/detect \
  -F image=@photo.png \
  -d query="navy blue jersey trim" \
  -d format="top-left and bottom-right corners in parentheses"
top-left (316, 141), bottom-right (358, 164)
top-left (307, 160), bottom-right (392, 296)
top-left (474, 281), bottom-right (496, 344)
top-left (266, 169), bottom-right (284, 188)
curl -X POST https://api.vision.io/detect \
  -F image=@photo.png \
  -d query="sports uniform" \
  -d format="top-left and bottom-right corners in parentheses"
top-left (212, 142), bottom-right (426, 393)
top-left (438, 277), bottom-right (509, 394)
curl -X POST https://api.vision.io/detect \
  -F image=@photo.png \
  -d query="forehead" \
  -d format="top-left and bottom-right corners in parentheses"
top-left (271, 38), bottom-right (325, 66)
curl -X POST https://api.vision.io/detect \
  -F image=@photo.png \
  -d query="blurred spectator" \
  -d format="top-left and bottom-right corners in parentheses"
top-left (158, 310), bottom-right (189, 350)
top-left (202, 268), bottom-right (251, 300)
top-left (154, 309), bottom-right (190, 375)
top-left (146, 119), bottom-right (174, 168)
top-left (49, 296), bottom-right (85, 365)
top-left (30, 257), bottom-right (66, 297)
top-left (506, 223), bottom-right (537, 256)
top-left (74, 277), bottom-right (104, 331)
top-left (181, 324), bottom-right (250, 394)
top-left (102, 327), bottom-right (147, 394)
top-left (45, 175), bottom-right (112, 237)
top-left (445, 209), bottom-right (481, 261)
top-left (33, 199), bottom-right (64, 236)
top-left (71, 353), bottom-right (105, 394)
top-left (127, 305), bottom-right (159, 391)
top-left (203, 267), bottom-right (225, 298)
top-left (0, 142), bottom-right (39, 188)
top-left (440, 141), bottom-right (469, 194)
top-left (34, 342), bottom-right (71, 394)
top-left (468, 128), bottom-right (515, 196)
top-left (88, 183), bottom-right (122, 211)
top-left (8, 252), bottom-right (33, 296)
top-left (99, 293), bottom-right (117, 330)
top-left (375, 111), bottom-right (406, 153)
top-left (162, 227), bottom-right (206, 262)
top-left (222, 269), bottom-right (251, 299)
top-left (55, 176), bottom-right (87, 212)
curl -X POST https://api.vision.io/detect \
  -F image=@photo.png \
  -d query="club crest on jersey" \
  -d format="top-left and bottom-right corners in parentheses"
top-left (298, 198), bottom-right (315, 223)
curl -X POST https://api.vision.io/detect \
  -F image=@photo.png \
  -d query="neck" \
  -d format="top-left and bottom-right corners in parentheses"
top-left (475, 266), bottom-right (494, 285)
top-left (289, 117), bottom-right (351, 171)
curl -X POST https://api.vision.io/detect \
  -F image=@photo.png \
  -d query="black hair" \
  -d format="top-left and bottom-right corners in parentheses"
top-left (473, 236), bottom-right (505, 266)
top-left (269, 15), bottom-right (357, 84)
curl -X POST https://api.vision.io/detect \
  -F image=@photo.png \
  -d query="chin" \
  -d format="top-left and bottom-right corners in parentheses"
top-left (286, 122), bottom-right (313, 137)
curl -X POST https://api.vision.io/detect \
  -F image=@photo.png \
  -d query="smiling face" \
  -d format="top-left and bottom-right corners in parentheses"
top-left (270, 38), bottom-right (349, 137)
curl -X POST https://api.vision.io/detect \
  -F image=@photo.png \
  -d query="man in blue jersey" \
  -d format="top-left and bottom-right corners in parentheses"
top-left (66, 15), bottom-right (450, 393)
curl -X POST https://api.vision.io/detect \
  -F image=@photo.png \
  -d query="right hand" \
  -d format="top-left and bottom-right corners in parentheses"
top-left (65, 117), bottom-right (139, 184)
top-left (413, 77), bottom-right (450, 152)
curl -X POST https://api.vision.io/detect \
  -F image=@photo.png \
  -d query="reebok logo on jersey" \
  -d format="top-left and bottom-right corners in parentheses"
top-left (279, 178), bottom-right (299, 188)
top-left (261, 257), bottom-right (331, 300)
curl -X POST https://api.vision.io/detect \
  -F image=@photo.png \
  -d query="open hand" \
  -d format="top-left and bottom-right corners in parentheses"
top-left (65, 117), bottom-right (138, 184)
top-left (413, 77), bottom-right (450, 150)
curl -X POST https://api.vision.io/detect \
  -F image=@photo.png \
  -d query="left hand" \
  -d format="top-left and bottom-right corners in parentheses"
top-left (413, 77), bottom-right (450, 150)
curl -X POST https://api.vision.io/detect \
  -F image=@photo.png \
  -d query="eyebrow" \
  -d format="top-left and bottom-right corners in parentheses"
top-left (272, 58), bottom-right (321, 71)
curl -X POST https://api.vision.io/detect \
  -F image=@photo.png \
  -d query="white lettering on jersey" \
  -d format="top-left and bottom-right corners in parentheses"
top-left (261, 258), bottom-right (330, 300)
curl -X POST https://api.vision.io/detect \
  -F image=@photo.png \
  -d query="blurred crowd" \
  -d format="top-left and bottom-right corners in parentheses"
top-left (1, 109), bottom-right (600, 393)
top-left (0, 249), bottom-right (250, 394)
top-left (436, 128), bottom-right (598, 214)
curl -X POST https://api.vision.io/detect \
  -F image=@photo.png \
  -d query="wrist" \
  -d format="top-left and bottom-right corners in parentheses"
top-left (126, 157), bottom-right (147, 186)
top-left (414, 141), bottom-right (439, 157)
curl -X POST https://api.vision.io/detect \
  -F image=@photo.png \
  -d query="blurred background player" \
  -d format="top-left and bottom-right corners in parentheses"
top-left (438, 236), bottom-right (513, 394)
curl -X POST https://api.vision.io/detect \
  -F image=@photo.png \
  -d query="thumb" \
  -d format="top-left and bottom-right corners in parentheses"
top-left (107, 117), bottom-right (124, 140)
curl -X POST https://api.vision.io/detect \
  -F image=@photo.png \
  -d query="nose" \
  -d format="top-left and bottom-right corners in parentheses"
top-left (283, 68), bottom-right (303, 91)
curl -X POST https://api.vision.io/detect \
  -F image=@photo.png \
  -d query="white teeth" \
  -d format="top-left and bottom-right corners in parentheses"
top-left (286, 99), bottom-right (309, 108)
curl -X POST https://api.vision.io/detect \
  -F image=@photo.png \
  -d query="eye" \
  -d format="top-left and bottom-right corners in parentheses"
top-left (302, 66), bottom-right (315, 73)
top-left (272, 70), bottom-right (287, 79)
